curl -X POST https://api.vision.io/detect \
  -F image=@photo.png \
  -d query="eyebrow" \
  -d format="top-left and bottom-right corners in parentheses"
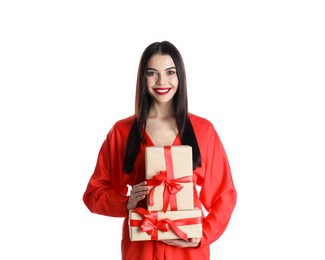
top-left (146, 67), bottom-right (176, 71)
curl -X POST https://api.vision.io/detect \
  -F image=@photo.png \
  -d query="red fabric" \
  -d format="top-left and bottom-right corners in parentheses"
top-left (83, 114), bottom-right (237, 260)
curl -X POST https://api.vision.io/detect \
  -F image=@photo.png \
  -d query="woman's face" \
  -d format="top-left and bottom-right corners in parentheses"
top-left (146, 54), bottom-right (179, 104)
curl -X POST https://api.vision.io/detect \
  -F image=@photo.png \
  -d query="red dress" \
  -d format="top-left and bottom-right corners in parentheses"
top-left (83, 114), bottom-right (237, 260)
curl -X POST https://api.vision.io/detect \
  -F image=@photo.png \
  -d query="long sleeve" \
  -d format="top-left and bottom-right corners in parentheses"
top-left (83, 125), bottom-right (131, 218)
top-left (198, 124), bottom-right (237, 247)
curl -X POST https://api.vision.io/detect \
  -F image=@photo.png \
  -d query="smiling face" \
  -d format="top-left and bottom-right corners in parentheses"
top-left (146, 54), bottom-right (179, 104)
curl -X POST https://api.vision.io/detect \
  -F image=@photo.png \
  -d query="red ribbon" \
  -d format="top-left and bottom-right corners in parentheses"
top-left (130, 207), bottom-right (201, 241)
top-left (146, 146), bottom-right (193, 212)
top-left (147, 171), bottom-right (193, 212)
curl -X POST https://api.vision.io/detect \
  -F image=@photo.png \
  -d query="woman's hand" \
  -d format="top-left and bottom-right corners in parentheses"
top-left (127, 181), bottom-right (151, 210)
top-left (161, 237), bottom-right (201, 248)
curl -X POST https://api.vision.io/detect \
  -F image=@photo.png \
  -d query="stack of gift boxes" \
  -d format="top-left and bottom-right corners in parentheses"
top-left (129, 145), bottom-right (203, 241)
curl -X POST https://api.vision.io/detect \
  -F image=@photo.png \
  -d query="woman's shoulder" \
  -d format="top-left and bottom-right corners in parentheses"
top-left (188, 113), bottom-right (221, 143)
top-left (189, 113), bottom-right (214, 128)
top-left (107, 115), bottom-right (135, 138)
top-left (113, 115), bottom-right (135, 129)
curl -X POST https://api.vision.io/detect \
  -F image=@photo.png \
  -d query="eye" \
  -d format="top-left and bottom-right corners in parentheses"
top-left (146, 70), bottom-right (157, 77)
top-left (166, 70), bottom-right (176, 76)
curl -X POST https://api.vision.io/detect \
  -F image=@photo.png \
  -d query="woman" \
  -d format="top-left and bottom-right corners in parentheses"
top-left (83, 41), bottom-right (237, 259)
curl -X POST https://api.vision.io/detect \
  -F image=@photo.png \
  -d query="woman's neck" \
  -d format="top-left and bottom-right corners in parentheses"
top-left (148, 102), bottom-right (175, 119)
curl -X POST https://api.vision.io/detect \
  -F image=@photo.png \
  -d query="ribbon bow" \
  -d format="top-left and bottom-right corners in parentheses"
top-left (147, 171), bottom-right (192, 212)
top-left (130, 207), bottom-right (189, 241)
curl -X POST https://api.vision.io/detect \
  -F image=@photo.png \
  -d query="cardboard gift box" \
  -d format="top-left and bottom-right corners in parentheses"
top-left (129, 207), bottom-right (202, 241)
top-left (145, 145), bottom-right (194, 212)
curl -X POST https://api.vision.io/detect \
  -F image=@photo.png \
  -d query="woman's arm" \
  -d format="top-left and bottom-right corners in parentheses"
top-left (198, 125), bottom-right (237, 247)
top-left (83, 130), bottom-right (130, 217)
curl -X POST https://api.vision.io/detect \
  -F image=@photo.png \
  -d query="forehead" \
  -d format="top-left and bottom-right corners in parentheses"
top-left (147, 54), bottom-right (175, 69)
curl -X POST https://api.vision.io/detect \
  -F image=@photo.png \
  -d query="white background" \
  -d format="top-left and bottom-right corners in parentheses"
top-left (1, 1), bottom-right (324, 259)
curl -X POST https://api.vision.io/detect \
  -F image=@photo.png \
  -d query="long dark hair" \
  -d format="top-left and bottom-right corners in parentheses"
top-left (123, 41), bottom-right (201, 173)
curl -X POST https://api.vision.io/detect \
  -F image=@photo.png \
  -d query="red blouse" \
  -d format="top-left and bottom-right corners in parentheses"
top-left (83, 114), bottom-right (237, 260)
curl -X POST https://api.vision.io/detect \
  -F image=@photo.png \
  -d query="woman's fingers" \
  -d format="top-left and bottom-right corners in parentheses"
top-left (131, 182), bottom-right (150, 198)
top-left (127, 181), bottom-right (151, 210)
top-left (130, 181), bottom-right (149, 195)
top-left (190, 237), bottom-right (201, 244)
top-left (160, 238), bottom-right (201, 248)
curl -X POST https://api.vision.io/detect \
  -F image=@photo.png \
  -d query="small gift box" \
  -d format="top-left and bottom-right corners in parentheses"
top-left (145, 146), bottom-right (194, 212)
top-left (129, 207), bottom-right (202, 241)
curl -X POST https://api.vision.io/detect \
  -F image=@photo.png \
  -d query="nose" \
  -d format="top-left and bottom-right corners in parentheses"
top-left (157, 75), bottom-right (167, 86)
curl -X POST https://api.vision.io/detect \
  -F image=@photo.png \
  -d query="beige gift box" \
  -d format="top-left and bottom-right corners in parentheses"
top-left (145, 145), bottom-right (194, 212)
top-left (129, 207), bottom-right (202, 241)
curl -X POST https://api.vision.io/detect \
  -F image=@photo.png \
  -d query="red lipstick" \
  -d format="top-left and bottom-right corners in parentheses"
top-left (154, 88), bottom-right (171, 95)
